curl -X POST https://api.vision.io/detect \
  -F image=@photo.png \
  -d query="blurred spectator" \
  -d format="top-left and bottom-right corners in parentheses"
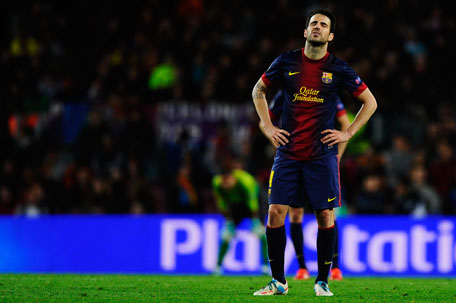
top-left (0, 186), bottom-right (14, 214)
top-left (429, 140), bottom-right (456, 213)
top-left (383, 134), bottom-right (413, 188)
top-left (176, 153), bottom-right (199, 212)
top-left (75, 110), bottom-right (108, 166)
top-left (392, 177), bottom-right (416, 215)
top-left (355, 174), bottom-right (390, 214)
top-left (409, 164), bottom-right (441, 215)
top-left (87, 177), bottom-right (110, 214)
top-left (15, 182), bottom-right (48, 217)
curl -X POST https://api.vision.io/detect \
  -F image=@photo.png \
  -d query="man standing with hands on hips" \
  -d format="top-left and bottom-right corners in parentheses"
top-left (252, 9), bottom-right (377, 296)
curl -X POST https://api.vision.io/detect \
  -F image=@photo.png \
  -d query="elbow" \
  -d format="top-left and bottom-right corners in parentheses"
top-left (251, 85), bottom-right (258, 100)
top-left (251, 92), bottom-right (257, 103)
top-left (373, 99), bottom-right (378, 112)
top-left (370, 97), bottom-right (378, 113)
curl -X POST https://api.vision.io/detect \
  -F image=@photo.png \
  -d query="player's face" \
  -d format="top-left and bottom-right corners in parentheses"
top-left (221, 174), bottom-right (236, 190)
top-left (304, 14), bottom-right (334, 45)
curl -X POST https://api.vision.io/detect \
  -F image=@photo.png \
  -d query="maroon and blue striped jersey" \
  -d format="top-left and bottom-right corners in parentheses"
top-left (269, 89), bottom-right (347, 125)
top-left (261, 49), bottom-right (367, 160)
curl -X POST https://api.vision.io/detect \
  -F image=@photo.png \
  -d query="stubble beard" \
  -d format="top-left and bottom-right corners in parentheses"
top-left (307, 39), bottom-right (326, 47)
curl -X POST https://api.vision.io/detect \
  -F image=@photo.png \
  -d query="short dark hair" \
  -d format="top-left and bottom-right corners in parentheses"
top-left (305, 9), bottom-right (336, 33)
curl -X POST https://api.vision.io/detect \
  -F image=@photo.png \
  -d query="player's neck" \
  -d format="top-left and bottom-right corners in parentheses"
top-left (303, 43), bottom-right (328, 60)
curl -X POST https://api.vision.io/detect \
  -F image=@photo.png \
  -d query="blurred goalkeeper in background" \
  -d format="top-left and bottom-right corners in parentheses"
top-left (212, 156), bottom-right (269, 275)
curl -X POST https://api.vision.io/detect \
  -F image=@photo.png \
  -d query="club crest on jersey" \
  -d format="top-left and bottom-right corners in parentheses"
top-left (322, 72), bottom-right (333, 84)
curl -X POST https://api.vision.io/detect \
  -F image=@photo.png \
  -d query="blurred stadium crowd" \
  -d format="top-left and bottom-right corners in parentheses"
top-left (0, 0), bottom-right (455, 216)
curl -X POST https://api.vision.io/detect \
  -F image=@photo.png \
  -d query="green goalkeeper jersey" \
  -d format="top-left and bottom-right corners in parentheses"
top-left (212, 169), bottom-right (259, 213)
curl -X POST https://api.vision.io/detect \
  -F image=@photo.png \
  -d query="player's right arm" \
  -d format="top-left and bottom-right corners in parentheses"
top-left (252, 78), bottom-right (290, 148)
top-left (258, 90), bottom-right (283, 147)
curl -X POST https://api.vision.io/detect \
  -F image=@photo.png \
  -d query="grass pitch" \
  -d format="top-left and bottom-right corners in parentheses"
top-left (0, 274), bottom-right (455, 302)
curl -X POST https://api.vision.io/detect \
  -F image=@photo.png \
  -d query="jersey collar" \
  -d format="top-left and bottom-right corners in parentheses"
top-left (301, 48), bottom-right (330, 63)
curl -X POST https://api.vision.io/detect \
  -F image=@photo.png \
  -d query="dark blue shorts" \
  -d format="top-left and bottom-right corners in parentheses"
top-left (268, 153), bottom-right (341, 210)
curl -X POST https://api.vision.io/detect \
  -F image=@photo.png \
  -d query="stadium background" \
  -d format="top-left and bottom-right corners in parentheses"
top-left (0, 0), bottom-right (455, 276)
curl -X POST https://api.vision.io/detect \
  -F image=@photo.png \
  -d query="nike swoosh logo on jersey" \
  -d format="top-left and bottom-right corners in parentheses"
top-left (328, 197), bottom-right (336, 202)
top-left (288, 71), bottom-right (300, 76)
top-left (325, 260), bottom-right (332, 265)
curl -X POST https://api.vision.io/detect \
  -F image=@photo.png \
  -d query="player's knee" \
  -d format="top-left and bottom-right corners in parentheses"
top-left (316, 208), bottom-right (334, 227)
top-left (268, 205), bottom-right (286, 218)
top-left (267, 205), bottom-right (287, 227)
top-left (289, 207), bottom-right (303, 223)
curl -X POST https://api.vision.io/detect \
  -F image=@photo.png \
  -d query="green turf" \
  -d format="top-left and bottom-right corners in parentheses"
top-left (0, 274), bottom-right (455, 302)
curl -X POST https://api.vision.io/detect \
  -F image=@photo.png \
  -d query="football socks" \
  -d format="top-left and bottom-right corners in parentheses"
top-left (332, 221), bottom-right (340, 269)
top-left (266, 225), bottom-right (287, 284)
top-left (290, 222), bottom-right (307, 269)
top-left (315, 224), bottom-right (336, 283)
top-left (260, 234), bottom-right (269, 266)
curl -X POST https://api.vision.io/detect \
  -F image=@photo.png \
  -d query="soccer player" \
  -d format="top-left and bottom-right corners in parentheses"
top-left (212, 161), bottom-right (269, 275)
top-left (252, 9), bottom-right (377, 296)
top-left (265, 90), bottom-right (350, 281)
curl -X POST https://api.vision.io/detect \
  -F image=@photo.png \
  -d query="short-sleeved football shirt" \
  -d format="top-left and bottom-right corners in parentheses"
top-left (262, 49), bottom-right (366, 160)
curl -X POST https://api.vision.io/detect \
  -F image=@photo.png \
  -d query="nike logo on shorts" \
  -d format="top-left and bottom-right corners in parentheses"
top-left (328, 196), bottom-right (336, 202)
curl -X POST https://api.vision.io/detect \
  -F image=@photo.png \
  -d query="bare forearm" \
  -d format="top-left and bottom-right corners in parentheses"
top-left (347, 103), bottom-right (376, 137)
top-left (337, 115), bottom-right (350, 157)
top-left (253, 78), bottom-right (291, 147)
top-left (321, 89), bottom-right (376, 148)
top-left (346, 89), bottom-right (377, 138)
top-left (252, 78), bottom-right (273, 127)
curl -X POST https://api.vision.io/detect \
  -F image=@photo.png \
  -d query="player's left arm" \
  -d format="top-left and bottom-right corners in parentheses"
top-left (336, 112), bottom-right (351, 157)
top-left (321, 88), bottom-right (377, 147)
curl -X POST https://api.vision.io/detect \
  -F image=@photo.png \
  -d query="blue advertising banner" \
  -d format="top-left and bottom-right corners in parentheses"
top-left (0, 215), bottom-right (455, 276)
